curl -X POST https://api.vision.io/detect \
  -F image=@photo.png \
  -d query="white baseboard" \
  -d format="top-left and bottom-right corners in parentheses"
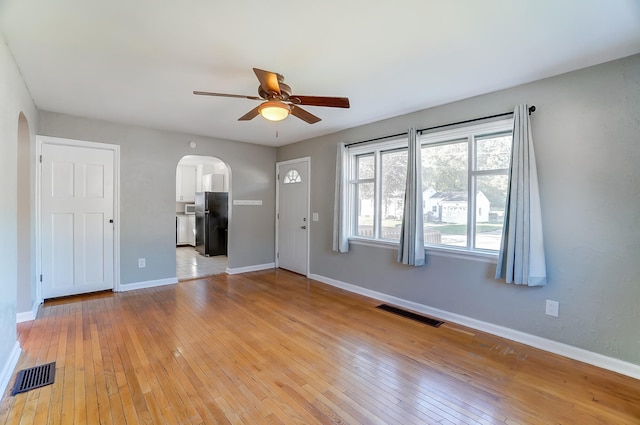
top-left (309, 273), bottom-right (640, 381)
top-left (0, 342), bottom-right (21, 397)
top-left (118, 277), bottom-right (178, 292)
top-left (226, 262), bottom-right (275, 275)
top-left (16, 299), bottom-right (41, 323)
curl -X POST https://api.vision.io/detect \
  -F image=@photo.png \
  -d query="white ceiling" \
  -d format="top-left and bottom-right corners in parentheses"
top-left (1, 1), bottom-right (639, 147)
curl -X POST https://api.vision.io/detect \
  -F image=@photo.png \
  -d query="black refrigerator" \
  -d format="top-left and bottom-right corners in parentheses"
top-left (195, 192), bottom-right (228, 256)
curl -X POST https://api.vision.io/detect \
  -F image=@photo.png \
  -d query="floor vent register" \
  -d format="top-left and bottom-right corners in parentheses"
top-left (11, 362), bottom-right (56, 395)
top-left (376, 304), bottom-right (444, 328)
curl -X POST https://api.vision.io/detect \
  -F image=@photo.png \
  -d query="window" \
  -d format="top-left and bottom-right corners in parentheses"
top-left (283, 169), bottom-right (302, 184)
top-left (348, 138), bottom-right (408, 240)
top-left (421, 119), bottom-right (512, 252)
top-left (346, 119), bottom-right (512, 255)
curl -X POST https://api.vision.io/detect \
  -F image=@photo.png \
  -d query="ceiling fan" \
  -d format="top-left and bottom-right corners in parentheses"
top-left (193, 68), bottom-right (350, 124)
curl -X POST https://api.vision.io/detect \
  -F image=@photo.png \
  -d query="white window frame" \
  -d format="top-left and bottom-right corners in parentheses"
top-left (346, 119), bottom-right (513, 261)
top-left (347, 137), bottom-right (408, 241)
top-left (420, 118), bottom-right (513, 257)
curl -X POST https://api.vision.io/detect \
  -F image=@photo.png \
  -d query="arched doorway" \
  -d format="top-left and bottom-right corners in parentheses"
top-left (16, 112), bottom-right (34, 319)
top-left (175, 155), bottom-right (230, 280)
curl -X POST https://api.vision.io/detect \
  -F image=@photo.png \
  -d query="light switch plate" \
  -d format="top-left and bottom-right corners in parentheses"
top-left (312, 213), bottom-right (319, 222)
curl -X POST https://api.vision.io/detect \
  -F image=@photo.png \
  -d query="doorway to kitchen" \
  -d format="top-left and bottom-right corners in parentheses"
top-left (175, 155), bottom-right (230, 280)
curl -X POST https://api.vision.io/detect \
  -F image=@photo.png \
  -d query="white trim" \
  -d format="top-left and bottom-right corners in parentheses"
top-left (117, 277), bottom-right (178, 292)
top-left (349, 238), bottom-right (498, 263)
top-left (16, 299), bottom-right (41, 323)
top-left (226, 263), bottom-right (275, 275)
top-left (419, 118), bottom-right (513, 143)
top-left (309, 273), bottom-right (640, 381)
top-left (16, 311), bottom-right (34, 323)
top-left (275, 157), bottom-right (311, 276)
top-left (0, 342), bottom-right (21, 397)
top-left (347, 136), bottom-right (408, 155)
top-left (35, 135), bottom-right (121, 298)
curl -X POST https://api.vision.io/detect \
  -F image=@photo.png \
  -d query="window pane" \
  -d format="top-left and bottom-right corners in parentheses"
top-left (355, 182), bottom-right (374, 237)
top-left (476, 133), bottom-right (511, 171)
top-left (422, 141), bottom-right (468, 247)
top-left (283, 169), bottom-right (301, 184)
top-left (380, 149), bottom-right (407, 240)
top-left (357, 154), bottom-right (374, 179)
top-left (475, 174), bottom-right (508, 250)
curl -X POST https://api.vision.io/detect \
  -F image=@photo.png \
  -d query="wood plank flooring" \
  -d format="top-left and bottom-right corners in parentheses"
top-left (1, 269), bottom-right (638, 424)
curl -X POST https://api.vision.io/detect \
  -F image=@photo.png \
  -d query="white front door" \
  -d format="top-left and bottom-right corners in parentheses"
top-left (277, 158), bottom-right (309, 275)
top-left (41, 142), bottom-right (115, 298)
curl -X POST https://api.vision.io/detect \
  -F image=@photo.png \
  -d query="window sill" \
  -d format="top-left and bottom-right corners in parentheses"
top-left (348, 237), bottom-right (498, 264)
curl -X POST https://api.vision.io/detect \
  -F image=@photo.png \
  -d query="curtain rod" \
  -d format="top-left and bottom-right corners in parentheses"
top-left (345, 105), bottom-right (536, 147)
top-left (418, 105), bottom-right (536, 134)
top-left (345, 131), bottom-right (408, 147)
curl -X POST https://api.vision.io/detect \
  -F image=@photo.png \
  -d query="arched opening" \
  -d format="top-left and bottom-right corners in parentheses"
top-left (175, 155), bottom-right (230, 280)
top-left (16, 112), bottom-right (33, 316)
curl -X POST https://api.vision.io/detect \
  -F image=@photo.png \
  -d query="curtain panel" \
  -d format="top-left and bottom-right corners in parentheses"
top-left (397, 127), bottom-right (425, 266)
top-left (332, 142), bottom-right (350, 253)
top-left (496, 105), bottom-right (547, 286)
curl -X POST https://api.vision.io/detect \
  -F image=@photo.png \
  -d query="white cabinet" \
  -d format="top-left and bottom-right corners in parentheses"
top-left (176, 215), bottom-right (190, 245)
top-left (176, 165), bottom-right (196, 202)
top-left (202, 173), bottom-right (225, 192)
top-left (177, 215), bottom-right (196, 247)
top-left (188, 215), bottom-right (196, 247)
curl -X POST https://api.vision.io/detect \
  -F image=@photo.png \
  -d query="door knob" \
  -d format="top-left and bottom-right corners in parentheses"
top-left (301, 225), bottom-right (307, 229)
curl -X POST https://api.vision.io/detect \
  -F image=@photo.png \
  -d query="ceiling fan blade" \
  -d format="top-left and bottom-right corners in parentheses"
top-left (291, 95), bottom-right (350, 108)
top-left (238, 106), bottom-right (261, 121)
top-left (253, 68), bottom-right (281, 96)
top-left (193, 91), bottom-right (261, 101)
top-left (290, 105), bottom-right (321, 124)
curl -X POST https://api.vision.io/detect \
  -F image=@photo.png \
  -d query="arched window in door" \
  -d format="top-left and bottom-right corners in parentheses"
top-left (283, 169), bottom-right (302, 184)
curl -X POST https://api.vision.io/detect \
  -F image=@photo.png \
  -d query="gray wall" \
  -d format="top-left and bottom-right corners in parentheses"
top-left (39, 112), bottom-right (276, 285)
top-left (277, 54), bottom-right (640, 365)
top-left (0, 35), bottom-right (38, 373)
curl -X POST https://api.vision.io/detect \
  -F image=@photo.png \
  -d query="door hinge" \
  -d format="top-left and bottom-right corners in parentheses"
top-left (276, 252), bottom-right (279, 259)
top-left (40, 274), bottom-right (43, 282)
top-left (39, 155), bottom-right (42, 163)
top-left (277, 213), bottom-right (279, 219)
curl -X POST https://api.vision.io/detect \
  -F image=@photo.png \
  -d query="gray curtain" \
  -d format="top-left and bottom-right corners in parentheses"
top-left (398, 128), bottom-right (425, 266)
top-left (333, 142), bottom-right (350, 252)
top-left (496, 105), bottom-right (546, 285)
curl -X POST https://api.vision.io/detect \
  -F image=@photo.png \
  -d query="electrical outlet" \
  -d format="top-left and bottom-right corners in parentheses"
top-left (138, 258), bottom-right (146, 268)
top-left (545, 299), bottom-right (559, 317)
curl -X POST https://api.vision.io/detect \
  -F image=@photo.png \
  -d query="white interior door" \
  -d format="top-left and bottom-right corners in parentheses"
top-left (277, 159), bottom-right (309, 275)
top-left (41, 142), bottom-right (115, 298)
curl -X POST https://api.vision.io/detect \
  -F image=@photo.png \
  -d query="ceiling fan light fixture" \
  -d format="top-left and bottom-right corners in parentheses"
top-left (258, 100), bottom-right (290, 122)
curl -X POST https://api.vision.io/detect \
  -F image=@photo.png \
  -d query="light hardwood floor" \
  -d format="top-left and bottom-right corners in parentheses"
top-left (1, 270), bottom-right (638, 424)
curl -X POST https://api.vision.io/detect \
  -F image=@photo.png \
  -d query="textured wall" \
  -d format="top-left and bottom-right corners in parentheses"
top-left (39, 112), bottom-right (276, 284)
top-left (277, 54), bottom-right (640, 365)
top-left (0, 35), bottom-right (38, 373)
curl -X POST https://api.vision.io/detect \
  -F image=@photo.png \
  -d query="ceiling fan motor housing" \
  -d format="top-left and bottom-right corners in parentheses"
top-left (259, 82), bottom-right (292, 100)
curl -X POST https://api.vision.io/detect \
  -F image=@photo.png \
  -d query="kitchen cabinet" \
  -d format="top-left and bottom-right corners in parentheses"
top-left (188, 215), bottom-right (196, 246)
top-left (176, 215), bottom-right (190, 245)
top-left (202, 173), bottom-right (225, 192)
top-left (176, 164), bottom-right (196, 202)
top-left (177, 215), bottom-right (196, 247)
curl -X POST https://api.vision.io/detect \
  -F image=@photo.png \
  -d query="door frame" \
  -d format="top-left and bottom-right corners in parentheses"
top-left (275, 157), bottom-right (310, 276)
top-left (36, 135), bottom-right (121, 302)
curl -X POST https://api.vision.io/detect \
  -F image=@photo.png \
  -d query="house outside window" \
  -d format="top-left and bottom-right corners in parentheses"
top-left (347, 118), bottom-right (512, 256)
